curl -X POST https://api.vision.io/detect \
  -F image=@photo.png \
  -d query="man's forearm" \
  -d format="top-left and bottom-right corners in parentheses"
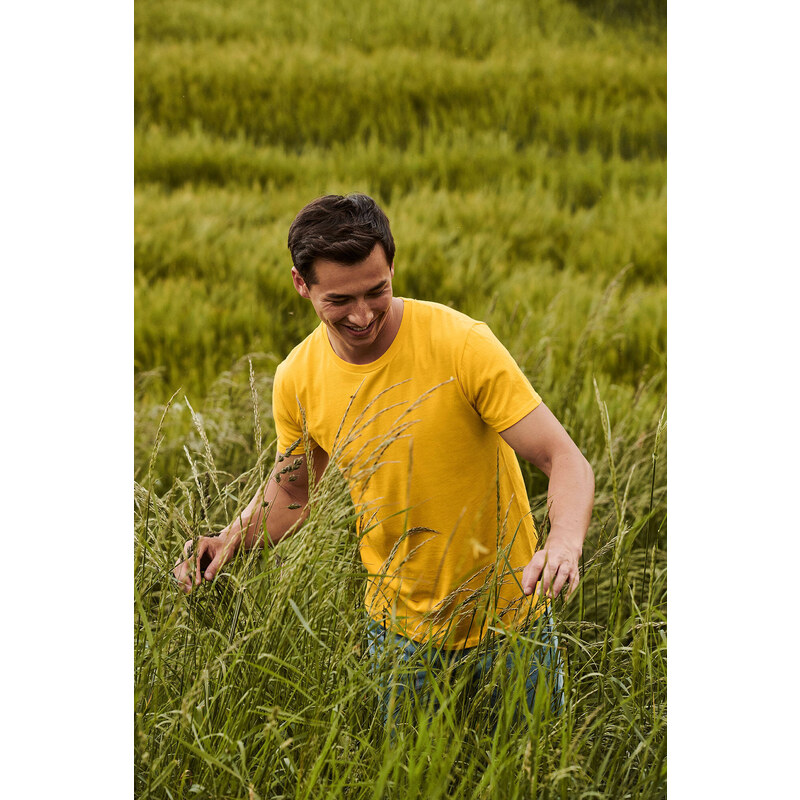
top-left (219, 484), bottom-right (271, 551)
top-left (221, 481), bottom-right (309, 551)
top-left (543, 451), bottom-right (595, 553)
top-left (219, 448), bottom-right (323, 553)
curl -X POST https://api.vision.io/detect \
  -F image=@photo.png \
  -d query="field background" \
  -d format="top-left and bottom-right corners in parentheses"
top-left (134, 1), bottom-right (666, 798)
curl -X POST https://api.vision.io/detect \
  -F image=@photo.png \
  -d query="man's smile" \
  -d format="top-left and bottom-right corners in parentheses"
top-left (340, 316), bottom-right (379, 336)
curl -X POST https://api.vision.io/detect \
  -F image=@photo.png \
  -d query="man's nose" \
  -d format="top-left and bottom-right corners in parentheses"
top-left (348, 300), bottom-right (374, 326)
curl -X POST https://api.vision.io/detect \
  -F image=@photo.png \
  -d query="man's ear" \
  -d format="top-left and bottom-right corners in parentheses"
top-left (291, 267), bottom-right (311, 298)
top-left (389, 262), bottom-right (395, 279)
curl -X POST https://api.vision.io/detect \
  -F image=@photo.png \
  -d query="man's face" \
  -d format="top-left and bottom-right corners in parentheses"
top-left (291, 243), bottom-right (400, 363)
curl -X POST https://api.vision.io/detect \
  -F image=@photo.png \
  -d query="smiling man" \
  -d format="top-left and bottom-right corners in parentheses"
top-left (174, 193), bottom-right (594, 718)
top-left (290, 236), bottom-right (402, 365)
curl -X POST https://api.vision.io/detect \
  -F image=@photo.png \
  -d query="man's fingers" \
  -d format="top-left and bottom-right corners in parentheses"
top-left (173, 543), bottom-right (192, 590)
top-left (522, 556), bottom-right (545, 595)
top-left (171, 538), bottom-right (219, 593)
top-left (549, 564), bottom-right (581, 600)
top-left (171, 561), bottom-right (193, 594)
top-left (193, 542), bottom-right (208, 586)
top-left (564, 566), bottom-right (580, 599)
top-left (205, 555), bottom-right (224, 582)
top-left (172, 537), bottom-right (229, 590)
top-left (550, 565), bottom-right (570, 599)
top-left (523, 545), bottom-right (582, 600)
top-left (206, 539), bottom-right (237, 581)
top-left (541, 561), bottom-right (559, 597)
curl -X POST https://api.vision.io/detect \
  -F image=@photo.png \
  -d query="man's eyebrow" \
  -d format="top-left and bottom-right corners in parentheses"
top-left (323, 280), bottom-right (388, 300)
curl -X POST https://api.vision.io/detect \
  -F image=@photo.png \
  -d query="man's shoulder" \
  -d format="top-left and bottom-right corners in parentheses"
top-left (407, 299), bottom-right (523, 378)
top-left (406, 298), bottom-right (482, 336)
top-left (275, 323), bottom-right (325, 380)
top-left (402, 299), bottom-right (492, 365)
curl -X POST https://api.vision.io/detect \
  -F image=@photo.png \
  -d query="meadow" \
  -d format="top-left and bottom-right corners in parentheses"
top-left (134, 1), bottom-right (666, 796)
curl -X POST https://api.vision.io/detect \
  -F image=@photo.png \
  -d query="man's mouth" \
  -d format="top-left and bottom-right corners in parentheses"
top-left (342, 317), bottom-right (378, 336)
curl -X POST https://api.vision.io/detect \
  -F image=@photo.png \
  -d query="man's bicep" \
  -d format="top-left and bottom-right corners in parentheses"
top-left (499, 403), bottom-right (580, 475)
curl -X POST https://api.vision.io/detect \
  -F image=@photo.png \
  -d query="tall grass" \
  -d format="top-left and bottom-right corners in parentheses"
top-left (135, 356), bottom-right (665, 798)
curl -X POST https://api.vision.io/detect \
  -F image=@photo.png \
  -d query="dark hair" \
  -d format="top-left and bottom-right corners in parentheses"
top-left (287, 193), bottom-right (395, 285)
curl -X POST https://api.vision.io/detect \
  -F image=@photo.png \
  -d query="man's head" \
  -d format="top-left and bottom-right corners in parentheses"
top-left (288, 194), bottom-right (402, 363)
top-left (287, 193), bottom-right (396, 287)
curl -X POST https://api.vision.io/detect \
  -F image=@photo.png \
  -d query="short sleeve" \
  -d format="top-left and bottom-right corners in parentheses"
top-left (458, 323), bottom-right (542, 432)
top-left (272, 361), bottom-right (318, 455)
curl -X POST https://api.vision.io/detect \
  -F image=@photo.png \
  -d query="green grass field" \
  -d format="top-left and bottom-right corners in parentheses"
top-left (135, 1), bottom-right (666, 796)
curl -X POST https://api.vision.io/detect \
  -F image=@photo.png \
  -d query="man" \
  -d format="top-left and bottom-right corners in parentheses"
top-left (174, 193), bottom-right (594, 717)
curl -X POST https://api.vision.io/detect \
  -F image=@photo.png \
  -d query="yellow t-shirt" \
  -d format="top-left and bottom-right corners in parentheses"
top-left (273, 298), bottom-right (544, 649)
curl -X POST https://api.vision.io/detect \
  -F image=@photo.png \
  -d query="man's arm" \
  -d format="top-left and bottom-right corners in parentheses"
top-left (500, 403), bottom-right (594, 600)
top-left (173, 446), bottom-right (329, 592)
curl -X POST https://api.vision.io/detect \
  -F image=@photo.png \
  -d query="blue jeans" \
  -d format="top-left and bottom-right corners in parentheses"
top-left (365, 606), bottom-right (564, 725)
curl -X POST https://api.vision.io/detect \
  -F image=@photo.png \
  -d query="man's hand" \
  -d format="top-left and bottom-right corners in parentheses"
top-left (173, 535), bottom-right (236, 594)
top-left (522, 538), bottom-right (582, 600)
top-left (171, 447), bottom-right (329, 594)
